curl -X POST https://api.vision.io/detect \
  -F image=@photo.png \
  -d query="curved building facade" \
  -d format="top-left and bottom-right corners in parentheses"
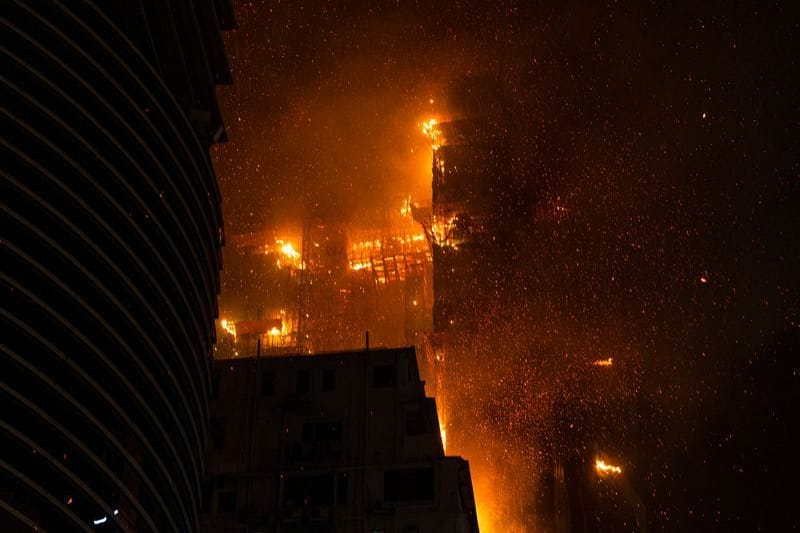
top-left (1, 1), bottom-right (233, 531)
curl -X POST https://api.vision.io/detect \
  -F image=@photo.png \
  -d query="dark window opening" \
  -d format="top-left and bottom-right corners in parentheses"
top-left (372, 365), bottom-right (395, 388)
top-left (302, 421), bottom-right (342, 443)
top-left (405, 408), bottom-right (427, 436)
top-left (262, 370), bottom-right (276, 396)
top-left (209, 418), bottom-right (226, 450)
top-left (336, 472), bottom-right (348, 505)
top-left (296, 369), bottom-right (310, 394)
top-left (200, 480), bottom-right (214, 512)
top-left (322, 368), bottom-right (336, 392)
top-left (384, 468), bottom-right (435, 502)
top-left (284, 475), bottom-right (334, 507)
top-left (216, 491), bottom-right (237, 513)
top-left (210, 372), bottom-right (220, 399)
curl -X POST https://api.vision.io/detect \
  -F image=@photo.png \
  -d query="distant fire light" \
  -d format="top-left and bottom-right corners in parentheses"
top-left (592, 357), bottom-right (613, 367)
top-left (220, 319), bottom-right (237, 338)
top-left (421, 118), bottom-right (442, 150)
top-left (595, 459), bottom-right (622, 476)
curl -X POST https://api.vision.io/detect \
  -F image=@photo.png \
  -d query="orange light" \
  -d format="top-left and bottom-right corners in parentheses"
top-left (595, 458), bottom-right (622, 475)
top-left (420, 118), bottom-right (442, 150)
top-left (220, 319), bottom-right (237, 338)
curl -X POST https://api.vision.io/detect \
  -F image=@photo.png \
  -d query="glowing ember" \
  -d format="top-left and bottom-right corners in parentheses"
top-left (592, 357), bottom-right (614, 366)
top-left (269, 327), bottom-right (281, 336)
top-left (595, 459), bottom-right (623, 475)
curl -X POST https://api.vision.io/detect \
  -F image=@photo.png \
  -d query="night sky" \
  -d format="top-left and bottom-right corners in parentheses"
top-left (213, 1), bottom-right (799, 530)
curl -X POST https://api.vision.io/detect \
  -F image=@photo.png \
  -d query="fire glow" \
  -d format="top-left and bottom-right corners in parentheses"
top-left (420, 118), bottom-right (442, 151)
top-left (592, 357), bottom-right (614, 367)
top-left (220, 319), bottom-right (236, 338)
top-left (595, 459), bottom-right (623, 476)
top-left (263, 239), bottom-right (303, 270)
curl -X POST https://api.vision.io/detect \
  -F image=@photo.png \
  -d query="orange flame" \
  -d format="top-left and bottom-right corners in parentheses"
top-left (595, 458), bottom-right (622, 475)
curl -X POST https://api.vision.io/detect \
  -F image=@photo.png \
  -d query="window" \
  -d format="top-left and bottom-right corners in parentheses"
top-left (384, 468), bottom-right (435, 502)
top-left (336, 472), bottom-right (348, 505)
top-left (209, 418), bottom-right (226, 450)
top-left (262, 370), bottom-right (275, 396)
top-left (210, 372), bottom-right (220, 399)
top-left (216, 491), bottom-right (237, 513)
top-left (200, 480), bottom-right (214, 512)
top-left (322, 368), bottom-right (336, 391)
top-left (372, 365), bottom-right (395, 388)
top-left (302, 421), bottom-right (342, 443)
top-left (405, 408), bottom-right (427, 436)
top-left (284, 475), bottom-right (334, 506)
top-left (296, 369), bottom-right (310, 394)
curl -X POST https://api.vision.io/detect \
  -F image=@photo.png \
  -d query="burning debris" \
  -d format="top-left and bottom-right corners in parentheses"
top-left (595, 459), bottom-right (623, 476)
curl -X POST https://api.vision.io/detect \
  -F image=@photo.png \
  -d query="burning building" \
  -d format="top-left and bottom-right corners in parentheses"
top-left (217, 204), bottom-right (433, 358)
top-left (200, 347), bottom-right (479, 533)
top-left (424, 118), bottom-right (528, 334)
top-left (2, 1), bottom-right (232, 531)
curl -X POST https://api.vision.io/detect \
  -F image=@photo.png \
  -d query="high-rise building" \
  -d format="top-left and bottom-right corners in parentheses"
top-left (428, 118), bottom-right (524, 334)
top-left (200, 347), bottom-right (479, 533)
top-left (2, 2), bottom-right (233, 531)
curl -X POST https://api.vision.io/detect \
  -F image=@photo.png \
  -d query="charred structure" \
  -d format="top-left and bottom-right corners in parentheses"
top-left (426, 119), bottom-right (528, 334)
top-left (2, 2), bottom-right (232, 531)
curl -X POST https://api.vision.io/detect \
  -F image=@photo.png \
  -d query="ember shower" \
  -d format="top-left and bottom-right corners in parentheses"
top-left (213, 1), bottom-right (799, 531)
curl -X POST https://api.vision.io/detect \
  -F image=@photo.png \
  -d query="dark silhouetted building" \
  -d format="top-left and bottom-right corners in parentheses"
top-left (2, 1), bottom-right (233, 531)
top-left (201, 347), bottom-right (479, 533)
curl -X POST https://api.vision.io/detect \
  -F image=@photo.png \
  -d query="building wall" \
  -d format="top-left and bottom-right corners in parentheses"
top-left (201, 348), bottom-right (479, 533)
top-left (2, 1), bottom-right (231, 531)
